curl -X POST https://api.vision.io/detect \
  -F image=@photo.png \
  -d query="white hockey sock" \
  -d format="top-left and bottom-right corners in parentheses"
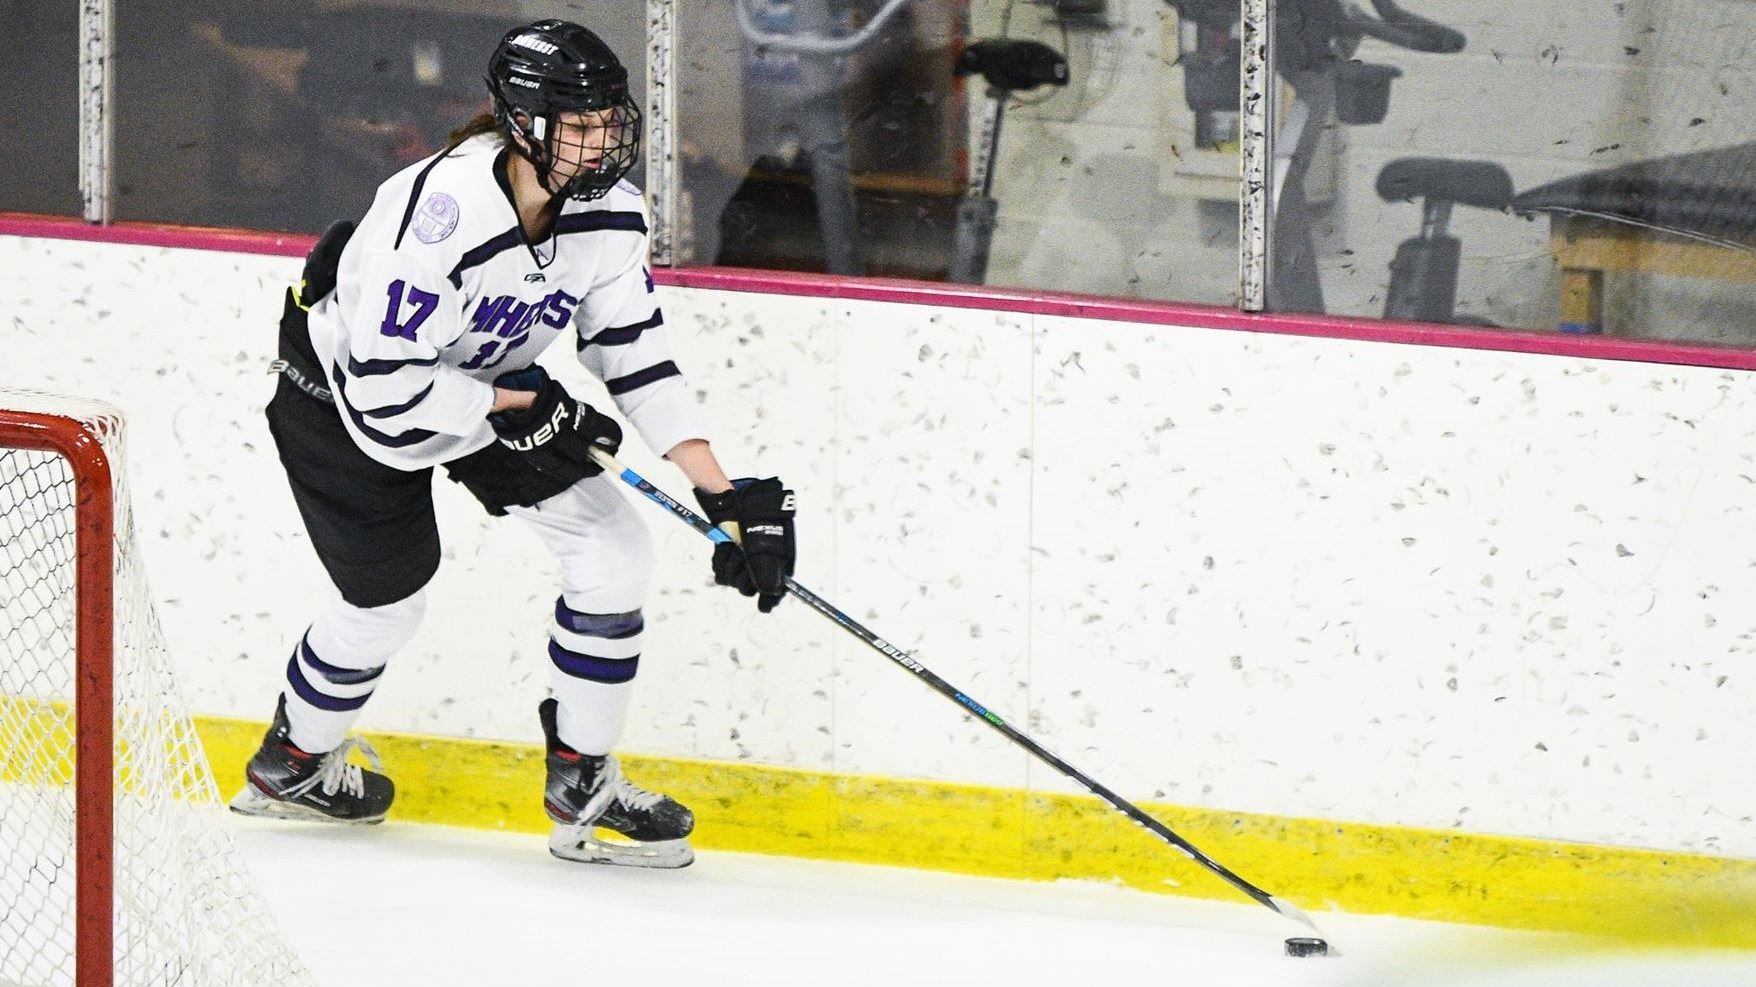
top-left (282, 591), bottom-right (425, 753)
top-left (548, 596), bottom-right (641, 756)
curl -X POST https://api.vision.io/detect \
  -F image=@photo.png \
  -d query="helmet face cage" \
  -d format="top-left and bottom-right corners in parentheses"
top-left (487, 21), bottom-right (643, 202)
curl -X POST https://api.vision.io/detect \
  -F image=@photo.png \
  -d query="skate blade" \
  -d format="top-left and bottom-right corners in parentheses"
top-left (548, 825), bottom-right (694, 869)
top-left (227, 782), bottom-right (386, 826)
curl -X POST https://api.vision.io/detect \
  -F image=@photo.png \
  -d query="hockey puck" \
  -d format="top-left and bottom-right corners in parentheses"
top-left (1284, 937), bottom-right (1328, 958)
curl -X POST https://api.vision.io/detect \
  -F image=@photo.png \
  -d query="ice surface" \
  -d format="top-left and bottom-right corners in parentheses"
top-left (231, 820), bottom-right (1756, 986)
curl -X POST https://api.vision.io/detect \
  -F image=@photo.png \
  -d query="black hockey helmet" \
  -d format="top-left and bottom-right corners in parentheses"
top-left (486, 19), bottom-right (641, 201)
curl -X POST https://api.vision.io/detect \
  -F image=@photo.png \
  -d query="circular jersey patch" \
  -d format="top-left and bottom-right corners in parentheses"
top-left (411, 192), bottom-right (460, 244)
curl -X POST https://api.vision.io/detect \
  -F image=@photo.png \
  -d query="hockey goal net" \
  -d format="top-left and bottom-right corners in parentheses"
top-left (0, 389), bottom-right (309, 986)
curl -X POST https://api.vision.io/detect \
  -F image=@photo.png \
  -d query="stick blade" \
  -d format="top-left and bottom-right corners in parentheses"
top-left (1269, 895), bottom-right (1322, 933)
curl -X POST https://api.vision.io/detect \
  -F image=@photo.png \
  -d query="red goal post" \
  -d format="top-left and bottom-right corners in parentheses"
top-left (0, 391), bottom-right (309, 987)
top-left (0, 407), bottom-right (113, 987)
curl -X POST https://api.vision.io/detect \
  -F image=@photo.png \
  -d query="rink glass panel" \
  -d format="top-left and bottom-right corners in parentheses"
top-left (1266, 0), bottom-right (1756, 343)
top-left (674, 0), bottom-right (1242, 305)
top-left (108, 1), bottom-right (647, 235)
top-left (0, 2), bottom-right (80, 216)
top-left (66, 0), bottom-right (1755, 339)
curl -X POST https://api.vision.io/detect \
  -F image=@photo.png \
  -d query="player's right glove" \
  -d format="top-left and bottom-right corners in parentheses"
top-left (694, 478), bottom-right (797, 613)
top-left (487, 379), bottom-right (621, 484)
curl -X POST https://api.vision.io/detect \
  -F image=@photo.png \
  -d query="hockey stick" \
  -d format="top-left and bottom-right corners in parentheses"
top-left (590, 449), bottom-right (1323, 933)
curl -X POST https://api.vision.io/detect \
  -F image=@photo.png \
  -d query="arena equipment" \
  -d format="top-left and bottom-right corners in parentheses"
top-left (947, 39), bottom-right (1071, 285)
top-left (1166, 0), bottom-right (1465, 312)
top-left (587, 448), bottom-right (1329, 937)
top-left (1374, 158), bottom-right (1516, 323)
top-left (0, 389), bottom-right (312, 986)
top-left (1377, 142), bottom-right (1756, 331)
top-left (732, 0), bottom-right (916, 276)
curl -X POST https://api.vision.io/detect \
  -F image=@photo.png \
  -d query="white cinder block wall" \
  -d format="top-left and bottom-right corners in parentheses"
top-left (3, 234), bottom-right (1753, 860)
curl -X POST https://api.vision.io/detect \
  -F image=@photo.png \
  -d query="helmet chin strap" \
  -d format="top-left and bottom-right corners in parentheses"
top-left (511, 114), bottom-right (573, 205)
top-left (539, 167), bottom-right (570, 199)
top-left (532, 150), bottom-right (597, 204)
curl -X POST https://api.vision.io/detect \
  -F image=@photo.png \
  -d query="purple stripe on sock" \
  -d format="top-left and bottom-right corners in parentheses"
top-left (552, 600), bottom-right (644, 640)
top-left (300, 634), bottom-right (386, 686)
top-left (286, 654), bottom-right (373, 712)
top-left (547, 639), bottom-right (640, 684)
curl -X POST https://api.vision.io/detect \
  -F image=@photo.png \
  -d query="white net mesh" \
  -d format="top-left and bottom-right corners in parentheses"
top-left (0, 388), bottom-right (311, 986)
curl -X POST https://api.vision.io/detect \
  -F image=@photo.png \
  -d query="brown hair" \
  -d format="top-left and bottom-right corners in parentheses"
top-left (445, 111), bottom-right (504, 152)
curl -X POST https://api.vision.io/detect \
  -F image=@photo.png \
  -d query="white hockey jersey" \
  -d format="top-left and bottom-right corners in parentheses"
top-left (304, 133), bottom-right (707, 471)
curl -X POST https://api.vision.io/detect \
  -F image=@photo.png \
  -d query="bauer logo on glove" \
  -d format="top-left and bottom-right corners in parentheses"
top-left (488, 378), bottom-right (622, 484)
top-left (500, 401), bottom-right (573, 452)
top-left (693, 477), bottom-right (797, 613)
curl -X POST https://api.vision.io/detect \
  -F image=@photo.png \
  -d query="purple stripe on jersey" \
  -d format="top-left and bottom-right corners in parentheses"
top-left (604, 360), bottom-right (681, 396)
top-left (554, 211), bottom-right (647, 235)
top-left (329, 364), bottom-right (438, 448)
top-left (446, 212), bottom-right (646, 288)
top-left (357, 382), bottom-right (434, 419)
top-left (547, 639), bottom-right (641, 685)
top-left (553, 599), bottom-right (644, 640)
top-left (581, 309), bottom-right (662, 349)
top-left (447, 227), bottom-right (523, 288)
top-left (299, 634), bottom-right (386, 686)
top-left (348, 353), bottom-right (441, 377)
top-left (392, 144), bottom-right (461, 250)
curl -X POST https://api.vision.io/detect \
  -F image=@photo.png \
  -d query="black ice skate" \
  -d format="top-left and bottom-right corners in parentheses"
top-left (539, 698), bottom-right (695, 868)
top-left (228, 695), bottom-right (395, 825)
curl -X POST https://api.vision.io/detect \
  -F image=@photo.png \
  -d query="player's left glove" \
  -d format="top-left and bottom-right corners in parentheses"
top-left (694, 478), bottom-right (796, 613)
top-left (296, 219), bottom-right (355, 308)
top-left (487, 378), bottom-right (621, 484)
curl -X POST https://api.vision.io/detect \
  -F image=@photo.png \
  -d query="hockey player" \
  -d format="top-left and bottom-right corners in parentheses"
top-left (229, 19), bottom-right (796, 869)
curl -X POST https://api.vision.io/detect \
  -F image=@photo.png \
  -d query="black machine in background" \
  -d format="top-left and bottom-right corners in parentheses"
top-left (1170, 0), bottom-right (1755, 331)
top-left (948, 38), bottom-right (1069, 285)
top-left (1166, 0), bottom-right (1467, 316)
top-left (1372, 158), bottom-right (1514, 324)
top-left (1377, 143), bottom-right (1756, 331)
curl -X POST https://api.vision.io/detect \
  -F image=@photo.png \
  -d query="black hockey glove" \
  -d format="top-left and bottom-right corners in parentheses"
top-left (296, 219), bottom-right (355, 308)
top-left (694, 478), bottom-right (797, 613)
top-left (487, 379), bottom-right (621, 484)
top-left (492, 364), bottom-right (551, 394)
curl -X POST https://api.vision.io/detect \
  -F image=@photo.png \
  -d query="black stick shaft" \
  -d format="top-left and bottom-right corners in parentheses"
top-left (594, 453), bottom-right (1317, 930)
